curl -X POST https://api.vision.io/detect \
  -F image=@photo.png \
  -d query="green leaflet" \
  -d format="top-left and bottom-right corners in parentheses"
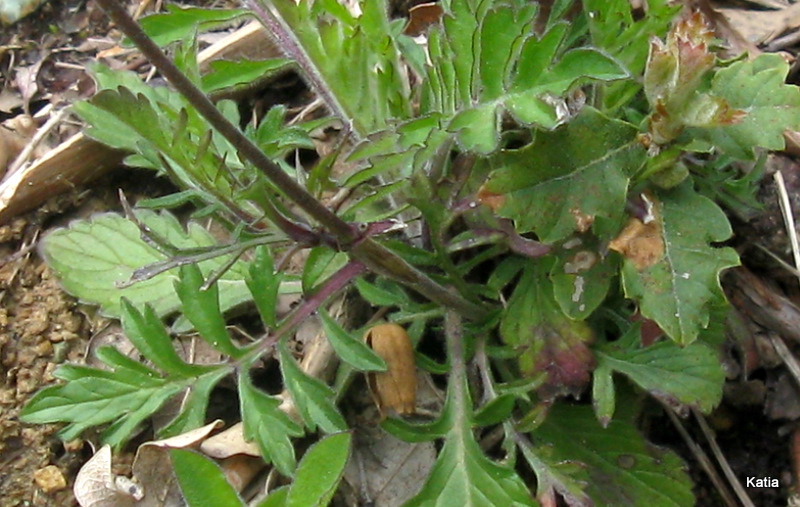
top-left (171, 449), bottom-right (245, 507)
top-left (484, 107), bottom-right (646, 243)
top-left (692, 54), bottom-right (800, 159)
top-left (21, 298), bottom-right (231, 448)
top-left (594, 326), bottom-right (724, 425)
top-left (239, 369), bottom-right (305, 477)
top-left (246, 245), bottom-right (282, 328)
top-left (278, 341), bottom-right (348, 434)
top-left (534, 393), bottom-right (695, 506)
top-left (285, 433), bottom-right (351, 507)
top-left (319, 310), bottom-right (387, 372)
top-left (138, 6), bottom-right (249, 47)
top-left (201, 59), bottom-right (293, 93)
top-left (617, 183), bottom-right (740, 345)
top-left (39, 210), bottom-right (253, 320)
top-left (176, 264), bottom-right (244, 358)
top-left (550, 236), bottom-right (617, 320)
top-left (253, 433), bottom-right (351, 507)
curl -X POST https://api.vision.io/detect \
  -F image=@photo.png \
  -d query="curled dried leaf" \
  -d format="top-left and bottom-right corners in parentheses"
top-left (364, 323), bottom-right (417, 417)
top-left (404, 2), bottom-right (444, 36)
top-left (609, 194), bottom-right (665, 271)
top-left (476, 184), bottom-right (505, 212)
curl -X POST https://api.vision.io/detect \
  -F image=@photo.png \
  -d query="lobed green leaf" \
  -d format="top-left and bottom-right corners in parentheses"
top-left (594, 327), bottom-right (724, 420)
top-left (692, 53), bottom-right (800, 159)
top-left (485, 107), bottom-right (646, 243)
top-left (618, 183), bottom-right (739, 345)
top-left (39, 210), bottom-right (252, 320)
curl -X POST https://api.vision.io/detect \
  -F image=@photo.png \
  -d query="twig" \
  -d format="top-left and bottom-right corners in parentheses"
top-left (725, 267), bottom-right (800, 345)
top-left (768, 333), bottom-right (800, 391)
top-left (7, 108), bottom-right (67, 175)
top-left (773, 170), bottom-right (800, 289)
top-left (662, 405), bottom-right (739, 507)
top-left (692, 408), bottom-right (756, 507)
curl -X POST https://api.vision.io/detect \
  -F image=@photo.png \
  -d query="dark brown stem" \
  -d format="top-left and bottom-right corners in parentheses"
top-left (95, 0), bottom-right (356, 243)
top-left (247, 260), bottom-right (368, 358)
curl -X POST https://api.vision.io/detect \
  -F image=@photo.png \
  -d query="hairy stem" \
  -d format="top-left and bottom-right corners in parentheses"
top-left (95, 0), bottom-right (356, 242)
top-left (244, 0), bottom-right (356, 137)
top-left (94, 0), bottom-right (487, 320)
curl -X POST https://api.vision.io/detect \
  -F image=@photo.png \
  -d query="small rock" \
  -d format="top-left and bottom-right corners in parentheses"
top-left (33, 465), bottom-right (67, 493)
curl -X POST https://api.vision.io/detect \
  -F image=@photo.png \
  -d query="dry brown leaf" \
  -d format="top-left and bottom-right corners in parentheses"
top-left (128, 420), bottom-right (224, 507)
top-left (343, 426), bottom-right (435, 507)
top-left (404, 2), bottom-right (444, 36)
top-left (365, 323), bottom-right (417, 417)
top-left (200, 422), bottom-right (261, 459)
top-left (714, 2), bottom-right (800, 46)
top-left (608, 214), bottom-right (665, 270)
top-left (73, 445), bottom-right (141, 507)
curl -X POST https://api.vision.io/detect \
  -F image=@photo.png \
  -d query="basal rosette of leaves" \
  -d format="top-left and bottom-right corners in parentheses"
top-left (19, 1), bottom-right (800, 506)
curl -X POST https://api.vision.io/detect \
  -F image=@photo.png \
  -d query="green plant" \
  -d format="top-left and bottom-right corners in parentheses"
top-left (20, 0), bottom-right (800, 505)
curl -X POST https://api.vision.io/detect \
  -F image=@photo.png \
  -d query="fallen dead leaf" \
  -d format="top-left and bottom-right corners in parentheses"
top-left (0, 114), bottom-right (37, 178)
top-left (343, 425), bottom-right (435, 507)
top-left (715, 3), bottom-right (800, 45)
top-left (200, 422), bottom-right (261, 459)
top-left (128, 420), bottom-right (225, 507)
top-left (73, 445), bottom-right (141, 507)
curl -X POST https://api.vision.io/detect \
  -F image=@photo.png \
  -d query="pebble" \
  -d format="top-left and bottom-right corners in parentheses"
top-left (33, 465), bottom-right (66, 493)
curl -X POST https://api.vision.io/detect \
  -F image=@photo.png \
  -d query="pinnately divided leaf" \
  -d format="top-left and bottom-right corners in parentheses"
top-left (484, 107), bottom-right (646, 243)
top-left (21, 301), bottom-right (232, 447)
top-left (616, 183), bottom-right (740, 345)
top-left (593, 326), bottom-right (724, 424)
top-left (692, 53), bottom-right (800, 159)
top-left (21, 363), bottom-right (187, 449)
top-left (405, 375), bottom-right (534, 506)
